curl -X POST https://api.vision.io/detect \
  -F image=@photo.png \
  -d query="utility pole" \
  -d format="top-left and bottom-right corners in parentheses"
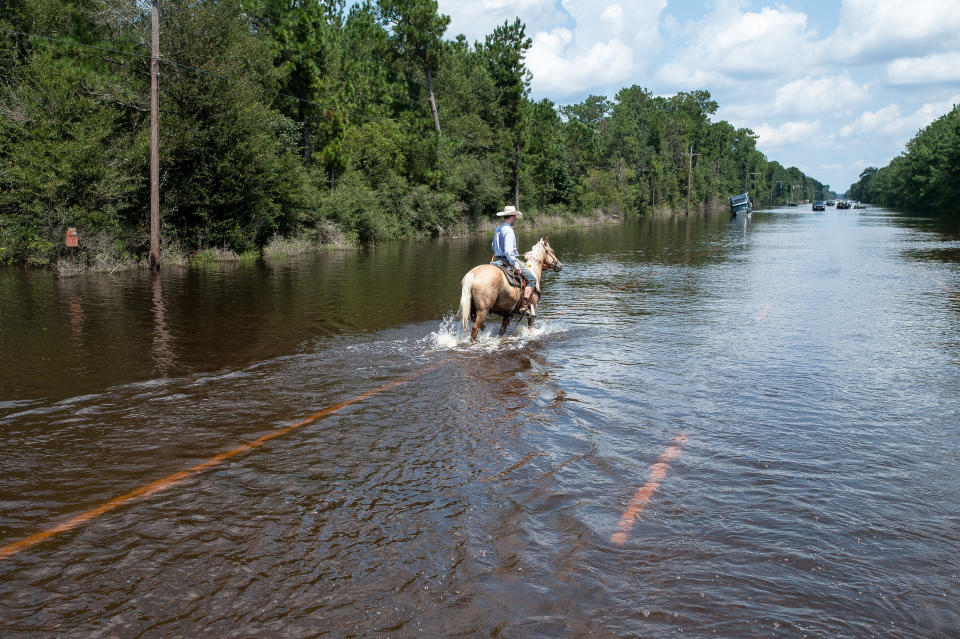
top-left (749, 172), bottom-right (760, 209)
top-left (149, 0), bottom-right (161, 271)
top-left (685, 146), bottom-right (702, 215)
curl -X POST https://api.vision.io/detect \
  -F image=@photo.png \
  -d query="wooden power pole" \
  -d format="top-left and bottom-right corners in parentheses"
top-left (749, 172), bottom-right (760, 208)
top-left (685, 146), bottom-right (701, 215)
top-left (149, 0), bottom-right (161, 271)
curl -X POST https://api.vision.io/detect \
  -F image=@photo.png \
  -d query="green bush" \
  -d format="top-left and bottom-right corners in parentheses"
top-left (320, 170), bottom-right (394, 243)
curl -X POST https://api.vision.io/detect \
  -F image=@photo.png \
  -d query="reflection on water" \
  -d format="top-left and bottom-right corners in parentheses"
top-left (68, 293), bottom-right (84, 350)
top-left (1, 208), bottom-right (959, 637)
top-left (151, 273), bottom-right (175, 375)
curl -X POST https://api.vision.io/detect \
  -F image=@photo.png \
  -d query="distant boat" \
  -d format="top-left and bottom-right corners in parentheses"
top-left (729, 193), bottom-right (752, 216)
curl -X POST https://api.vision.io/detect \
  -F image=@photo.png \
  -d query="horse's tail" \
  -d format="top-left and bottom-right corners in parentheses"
top-left (459, 271), bottom-right (475, 336)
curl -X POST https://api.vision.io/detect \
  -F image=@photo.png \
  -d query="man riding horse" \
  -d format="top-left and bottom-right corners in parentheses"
top-left (459, 205), bottom-right (562, 342)
top-left (491, 205), bottom-right (537, 316)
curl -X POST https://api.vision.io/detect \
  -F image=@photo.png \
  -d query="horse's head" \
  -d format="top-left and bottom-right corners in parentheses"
top-left (540, 237), bottom-right (562, 273)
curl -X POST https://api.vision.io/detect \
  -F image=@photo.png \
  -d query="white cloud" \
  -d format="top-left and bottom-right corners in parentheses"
top-left (754, 120), bottom-right (823, 148)
top-left (600, 4), bottom-right (623, 25)
top-left (887, 52), bottom-right (960, 84)
top-left (437, 0), bottom-right (958, 192)
top-left (837, 105), bottom-right (903, 139)
top-left (658, 0), bottom-right (960, 90)
top-left (440, 0), bottom-right (665, 97)
top-left (838, 97), bottom-right (960, 139)
top-left (826, 0), bottom-right (960, 63)
top-left (438, 0), bottom-right (561, 44)
top-left (772, 74), bottom-right (869, 116)
top-left (526, 0), bottom-right (666, 97)
top-left (905, 97), bottom-right (960, 131)
top-left (656, 2), bottom-right (819, 88)
top-left (717, 73), bottom-right (869, 127)
top-left (527, 29), bottom-right (634, 94)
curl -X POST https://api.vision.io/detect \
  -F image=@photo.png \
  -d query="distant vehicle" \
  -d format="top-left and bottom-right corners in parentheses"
top-left (788, 202), bottom-right (798, 207)
top-left (813, 201), bottom-right (826, 211)
top-left (729, 192), bottom-right (752, 217)
top-left (826, 200), bottom-right (835, 206)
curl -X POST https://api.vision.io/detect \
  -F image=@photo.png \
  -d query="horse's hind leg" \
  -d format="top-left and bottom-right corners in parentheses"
top-left (471, 309), bottom-right (488, 342)
top-left (499, 315), bottom-right (510, 336)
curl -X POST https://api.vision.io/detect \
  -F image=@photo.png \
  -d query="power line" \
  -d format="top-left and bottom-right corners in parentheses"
top-left (3, 28), bottom-right (811, 180)
top-left (160, 57), bottom-right (503, 153)
top-left (0, 28), bottom-right (152, 60)
top-left (1, 27), bottom-right (503, 153)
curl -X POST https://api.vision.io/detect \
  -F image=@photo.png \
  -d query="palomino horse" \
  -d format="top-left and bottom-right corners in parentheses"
top-left (459, 238), bottom-right (562, 342)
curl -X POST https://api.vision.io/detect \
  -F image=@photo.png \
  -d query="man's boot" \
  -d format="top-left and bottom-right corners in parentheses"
top-left (518, 287), bottom-right (536, 316)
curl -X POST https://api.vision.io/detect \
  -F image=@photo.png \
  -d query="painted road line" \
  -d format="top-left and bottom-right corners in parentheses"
top-left (755, 302), bottom-right (772, 322)
top-left (0, 365), bottom-right (437, 562)
top-left (923, 271), bottom-right (960, 303)
top-left (611, 433), bottom-right (687, 545)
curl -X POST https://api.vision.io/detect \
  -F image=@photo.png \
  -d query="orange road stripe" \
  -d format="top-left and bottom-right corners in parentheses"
top-left (0, 366), bottom-right (435, 562)
top-left (923, 271), bottom-right (960, 302)
top-left (755, 302), bottom-right (772, 322)
top-left (611, 433), bottom-right (687, 545)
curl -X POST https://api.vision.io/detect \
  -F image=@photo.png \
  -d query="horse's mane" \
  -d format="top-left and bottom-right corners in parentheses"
top-left (523, 240), bottom-right (545, 264)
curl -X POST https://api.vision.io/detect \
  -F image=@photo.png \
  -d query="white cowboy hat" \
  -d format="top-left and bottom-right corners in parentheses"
top-left (495, 205), bottom-right (523, 218)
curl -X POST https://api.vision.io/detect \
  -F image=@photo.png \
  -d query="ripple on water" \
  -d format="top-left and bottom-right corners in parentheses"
top-left (1, 212), bottom-right (959, 637)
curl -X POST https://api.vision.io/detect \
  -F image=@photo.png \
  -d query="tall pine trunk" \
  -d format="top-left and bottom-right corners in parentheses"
top-left (426, 66), bottom-right (441, 135)
top-left (514, 137), bottom-right (520, 208)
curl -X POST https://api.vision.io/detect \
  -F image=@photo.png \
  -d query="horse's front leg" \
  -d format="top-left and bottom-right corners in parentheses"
top-left (498, 315), bottom-right (510, 336)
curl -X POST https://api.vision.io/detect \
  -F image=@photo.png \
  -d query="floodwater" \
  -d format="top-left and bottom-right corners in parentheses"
top-left (1, 207), bottom-right (958, 637)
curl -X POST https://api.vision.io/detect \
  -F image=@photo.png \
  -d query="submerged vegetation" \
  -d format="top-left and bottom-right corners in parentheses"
top-left (848, 105), bottom-right (959, 215)
top-left (1, 0), bottom-right (829, 269)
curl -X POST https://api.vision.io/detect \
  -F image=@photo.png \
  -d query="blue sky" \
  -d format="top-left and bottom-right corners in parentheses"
top-left (437, 0), bottom-right (960, 193)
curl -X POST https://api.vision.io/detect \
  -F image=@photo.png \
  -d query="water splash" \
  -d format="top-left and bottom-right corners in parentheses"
top-left (423, 314), bottom-right (567, 352)
top-left (426, 315), bottom-right (466, 349)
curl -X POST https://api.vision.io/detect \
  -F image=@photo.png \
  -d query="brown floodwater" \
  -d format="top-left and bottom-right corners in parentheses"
top-left (1, 209), bottom-right (958, 637)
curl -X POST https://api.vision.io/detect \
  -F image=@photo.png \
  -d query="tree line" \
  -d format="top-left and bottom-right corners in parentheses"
top-left (0, 0), bottom-right (828, 267)
top-left (848, 104), bottom-right (959, 215)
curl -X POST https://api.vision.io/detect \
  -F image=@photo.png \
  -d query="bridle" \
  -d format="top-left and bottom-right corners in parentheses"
top-left (543, 246), bottom-right (563, 273)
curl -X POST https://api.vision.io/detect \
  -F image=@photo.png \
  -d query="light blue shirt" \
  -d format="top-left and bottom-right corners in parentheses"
top-left (492, 223), bottom-right (521, 267)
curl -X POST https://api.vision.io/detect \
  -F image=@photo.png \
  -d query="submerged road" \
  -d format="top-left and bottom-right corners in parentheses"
top-left (1, 208), bottom-right (958, 637)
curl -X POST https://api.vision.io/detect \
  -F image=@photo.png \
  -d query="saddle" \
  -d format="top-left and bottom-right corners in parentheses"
top-left (492, 261), bottom-right (524, 288)
top-left (490, 260), bottom-right (542, 317)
